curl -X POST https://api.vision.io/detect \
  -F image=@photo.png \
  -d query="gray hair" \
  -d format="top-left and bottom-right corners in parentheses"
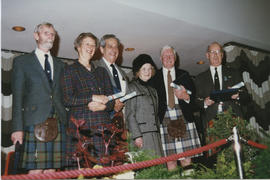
top-left (34, 22), bottom-right (55, 33)
top-left (160, 45), bottom-right (176, 57)
top-left (206, 41), bottom-right (223, 53)
top-left (100, 34), bottom-right (120, 47)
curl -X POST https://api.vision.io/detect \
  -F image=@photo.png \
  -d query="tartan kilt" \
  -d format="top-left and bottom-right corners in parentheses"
top-left (160, 104), bottom-right (202, 158)
top-left (22, 120), bottom-right (66, 170)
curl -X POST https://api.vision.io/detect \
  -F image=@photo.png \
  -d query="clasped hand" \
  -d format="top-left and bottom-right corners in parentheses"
top-left (88, 95), bottom-right (108, 112)
top-left (174, 85), bottom-right (190, 101)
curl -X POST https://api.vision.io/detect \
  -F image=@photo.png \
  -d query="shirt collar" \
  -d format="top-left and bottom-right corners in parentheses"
top-left (35, 48), bottom-right (51, 58)
top-left (102, 57), bottom-right (116, 67)
top-left (162, 66), bottom-right (175, 74)
top-left (210, 65), bottom-right (222, 71)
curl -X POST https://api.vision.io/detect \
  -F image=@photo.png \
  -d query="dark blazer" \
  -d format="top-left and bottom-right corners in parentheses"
top-left (92, 59), bottom-right (129, 92)
top-left (11, 51), bottom-right (67, 132)
top-left (194, 65), bottom-right (246, 129)
top-left (151, 68), bottom-right (196, 123)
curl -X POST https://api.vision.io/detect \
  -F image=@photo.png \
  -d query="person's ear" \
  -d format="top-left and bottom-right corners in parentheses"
top-left (206, 52), bottom-right (210, 60)
top-left (34, 32), bottom-right (39, 41)
top-left (100, 46), bottom-right (104, 54)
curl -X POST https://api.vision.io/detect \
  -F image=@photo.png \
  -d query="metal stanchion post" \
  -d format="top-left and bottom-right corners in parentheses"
top-left (233, 127), bottom-right (244, 179)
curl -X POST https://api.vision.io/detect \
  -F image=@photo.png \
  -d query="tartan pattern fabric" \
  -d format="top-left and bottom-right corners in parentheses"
top-left (65, 121), bottom-right (114, 169)
top-left (22, 121), bottom-right (66, 170)
top-left (167, 106), bottom-right (183, 120)
top-left (61, 62), bottom-right (115, 169)
top-left (160, 104), bottom-right (202, 158)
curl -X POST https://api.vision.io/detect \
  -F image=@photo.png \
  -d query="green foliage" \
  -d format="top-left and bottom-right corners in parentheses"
top-left (193, 107), bottom-right (266, 179)
top-left (207, 107), bottom-right (262, 163)
top-left (133, 150), bottom-right (182, 179)
top-left (127, 133), bottom-right (182, 179)
top-left (192, 152), bottom-right (237, 179)
top-left (252, 136), bottom-right (270, 178)
top-left (135, 164), bottom-right (181, 179)
top-left (126, 110), bottom-right (269, 179)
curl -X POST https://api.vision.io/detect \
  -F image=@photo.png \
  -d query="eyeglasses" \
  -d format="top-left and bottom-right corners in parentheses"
top-left (208, 50), bottom-right (222, 55)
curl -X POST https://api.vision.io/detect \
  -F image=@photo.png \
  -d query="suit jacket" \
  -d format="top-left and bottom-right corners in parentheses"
top-left (92, 59), bottom-right (129, 93)
top-left (125, 79), bottom-right (160, 139)
top-left (151, 68), bottom-right (196, 123)
top-left (194, 65), bottom-right (245, 129)
top-left (11, 51), bottom-right (67, 132)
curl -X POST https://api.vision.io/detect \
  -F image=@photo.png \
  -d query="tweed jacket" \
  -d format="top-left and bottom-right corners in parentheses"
top-left (61, 61), bottom-right (114, 128)
top-left (92, 59), bottom-right (129, 93)
top-left (125, 79), bottom-right (160, 139)
top-left (194, 65), bottom-right (246, 129)
top-left (150, 68), bottom-right (196, 123)
top-left (11, 51), bottom-right (67, 132)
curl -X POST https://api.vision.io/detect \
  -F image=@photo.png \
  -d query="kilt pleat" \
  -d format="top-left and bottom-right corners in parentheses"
top-left (160, 104), bottom-right (202, 158)
top-left (22, 120), bottom-right (66, 170)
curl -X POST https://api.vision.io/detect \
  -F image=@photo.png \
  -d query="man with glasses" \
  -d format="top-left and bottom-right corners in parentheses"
top-left (194, 42), bottom-right (248, 167)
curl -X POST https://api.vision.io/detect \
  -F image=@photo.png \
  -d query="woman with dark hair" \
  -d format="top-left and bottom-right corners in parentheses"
top-left (125, 54), bottom-right (163, 157)
top-left (61, 32), bottom-right (115, 169)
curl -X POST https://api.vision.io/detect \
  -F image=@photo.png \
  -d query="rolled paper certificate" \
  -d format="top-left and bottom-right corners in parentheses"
top-left (231, 82), bottom-right (245, 89)
top-left (119, 91), bottom-right (137, 102)
top-left (170, 82), bottom-right (192, 95)
top-left (108, 91), bottom-right (125, 101)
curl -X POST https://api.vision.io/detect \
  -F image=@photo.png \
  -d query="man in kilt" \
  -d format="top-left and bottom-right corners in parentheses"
top-left (11, 22), bottom-right (67, 174)
top-left (150, 45), bottom-right (201, 174)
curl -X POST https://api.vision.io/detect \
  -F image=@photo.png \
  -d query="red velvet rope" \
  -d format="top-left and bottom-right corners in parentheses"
top-left (247, 140), bottom-right (268, 149)
top-left (2, 138), bottom-right (267, 180)
top-left (2, 139), bottom-right (227, 180)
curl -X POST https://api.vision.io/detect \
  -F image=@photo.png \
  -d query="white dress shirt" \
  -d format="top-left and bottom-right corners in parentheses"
top-left (210, 65), bottom-right (222, 90)
top-left (35, 48), bottom-right (54, 80)
top-left (102, 58), bottom-right (127, 93)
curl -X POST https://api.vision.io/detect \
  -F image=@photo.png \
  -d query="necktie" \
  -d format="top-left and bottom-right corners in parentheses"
top-left (214, 67), bottom-right (220, 91)
top-left (110, 64), bottom-right (121, 91)
top-left (44, 54), bottom-right (52, 83)
top-left (167, 70), bottom-right (175, 108)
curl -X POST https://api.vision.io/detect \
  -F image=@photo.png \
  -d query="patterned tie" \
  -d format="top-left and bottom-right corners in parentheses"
top-left (44, 54), bottom-right (52, 83)
top-left (214, 67), bottom-right (220, 90)
top-left (110, 64), bottom-right (121, 91)
top-left (167, 70), bottom-right (175, 108)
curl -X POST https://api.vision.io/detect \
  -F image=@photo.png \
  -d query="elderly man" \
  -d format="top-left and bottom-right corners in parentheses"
top-left (194, 42), bottom-right (248, 133)
top-left (11, 22), bottom-right (67, 174)
top-left (194, 42), bottom-right (249, 167)
top-left (151, 45), bottom-right (201, 173)
top-left (93, 34), bottom-right (129, 114)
